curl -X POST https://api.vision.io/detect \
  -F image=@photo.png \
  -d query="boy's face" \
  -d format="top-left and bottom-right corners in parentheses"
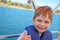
top-left (33, 14), bottom-right (51, 33)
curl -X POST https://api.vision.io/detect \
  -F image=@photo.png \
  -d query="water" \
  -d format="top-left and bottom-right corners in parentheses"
top-left (0, 7), bottom-right (60, 40)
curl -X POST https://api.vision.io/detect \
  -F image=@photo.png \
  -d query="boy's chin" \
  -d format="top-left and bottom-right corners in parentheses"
top-left (38, 30), bottom-right (46, 33)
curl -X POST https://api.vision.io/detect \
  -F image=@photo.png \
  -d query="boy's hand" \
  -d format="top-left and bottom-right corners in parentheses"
top-left (21, 31), bottom-right (31, 40)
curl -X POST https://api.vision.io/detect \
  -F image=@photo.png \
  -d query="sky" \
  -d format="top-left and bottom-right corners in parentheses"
top-left (11, 0), bottom-right (60, 10)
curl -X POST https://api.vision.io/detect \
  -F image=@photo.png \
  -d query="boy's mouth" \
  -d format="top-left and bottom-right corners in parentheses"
top-left (38, 26), bottom-right (47, 31)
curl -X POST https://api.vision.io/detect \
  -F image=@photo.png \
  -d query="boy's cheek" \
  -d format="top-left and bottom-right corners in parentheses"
top-left (34, 22), bottom-right (40, 25)
top-left (46, 23), bottom-right (51, 27)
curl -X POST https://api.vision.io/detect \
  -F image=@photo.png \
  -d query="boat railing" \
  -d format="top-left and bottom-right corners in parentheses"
top-left (51, 31), bottom-right (60, 40)
top-left (0, 31), bottom-right (60, 40)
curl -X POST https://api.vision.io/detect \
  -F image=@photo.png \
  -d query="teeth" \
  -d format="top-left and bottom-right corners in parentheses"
top-left (39, 26), bottom-right (45, 28)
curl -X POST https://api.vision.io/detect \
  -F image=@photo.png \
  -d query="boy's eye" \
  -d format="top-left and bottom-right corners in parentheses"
top-left (37, 20), bottom-right (42, 22)
top-left (45, 21), bottom-right (49, 23)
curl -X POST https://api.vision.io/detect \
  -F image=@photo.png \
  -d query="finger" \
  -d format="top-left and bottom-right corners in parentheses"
top-left (27, 36), bottom-right (31, 40)
top-left (27, 35), bottom-right (31, 38)
top-left (24, 31), bottom-right (27, 36)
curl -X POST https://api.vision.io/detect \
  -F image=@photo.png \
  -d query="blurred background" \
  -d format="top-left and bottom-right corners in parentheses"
top-left (0, 0), bottom-right (60, 40)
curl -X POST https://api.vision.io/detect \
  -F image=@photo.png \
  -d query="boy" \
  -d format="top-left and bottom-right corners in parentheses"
top-left (17, 6), bottom-right (53, 40)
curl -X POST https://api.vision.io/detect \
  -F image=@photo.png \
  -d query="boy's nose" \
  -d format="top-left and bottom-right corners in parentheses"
top-left (40, 22), bottom-right (45, 26)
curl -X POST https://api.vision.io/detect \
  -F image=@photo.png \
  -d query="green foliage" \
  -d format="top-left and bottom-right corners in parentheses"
top-left (0, 0), bottom-right (7, 3)
top-left (25, 4), bottom-right (33, 9)
top-left (14, 2), bottom-right (19, 6)
top-left (0, 0), bottom-right (33, 9)
top-left (19, 3), bottom-right (25, 7)
top-left (7, 2), bottom-right (14, 5)
top-left (55, 10), bottom-right (60, 13)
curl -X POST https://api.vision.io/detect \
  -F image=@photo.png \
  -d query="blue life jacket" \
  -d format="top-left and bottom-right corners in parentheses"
top-left (25, 25), bottom-right (52, 40)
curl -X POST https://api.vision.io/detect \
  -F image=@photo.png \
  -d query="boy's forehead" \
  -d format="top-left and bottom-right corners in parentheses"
top-left (37, 14), bottom-right (50, 19)
top-left (36, 15), bottom-right (51, 22)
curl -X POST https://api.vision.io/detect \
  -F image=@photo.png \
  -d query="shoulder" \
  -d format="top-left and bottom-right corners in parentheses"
top-left (45, 31), bottom-right (52, 35)
top-left (25, 25), bottom-right (34, 30)
top-left (44, 30), bottom-right (52, 37)
top-left (44, 31), bottom-right (52, 40)
top-left (25, 25), bottom-right (38, 33)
